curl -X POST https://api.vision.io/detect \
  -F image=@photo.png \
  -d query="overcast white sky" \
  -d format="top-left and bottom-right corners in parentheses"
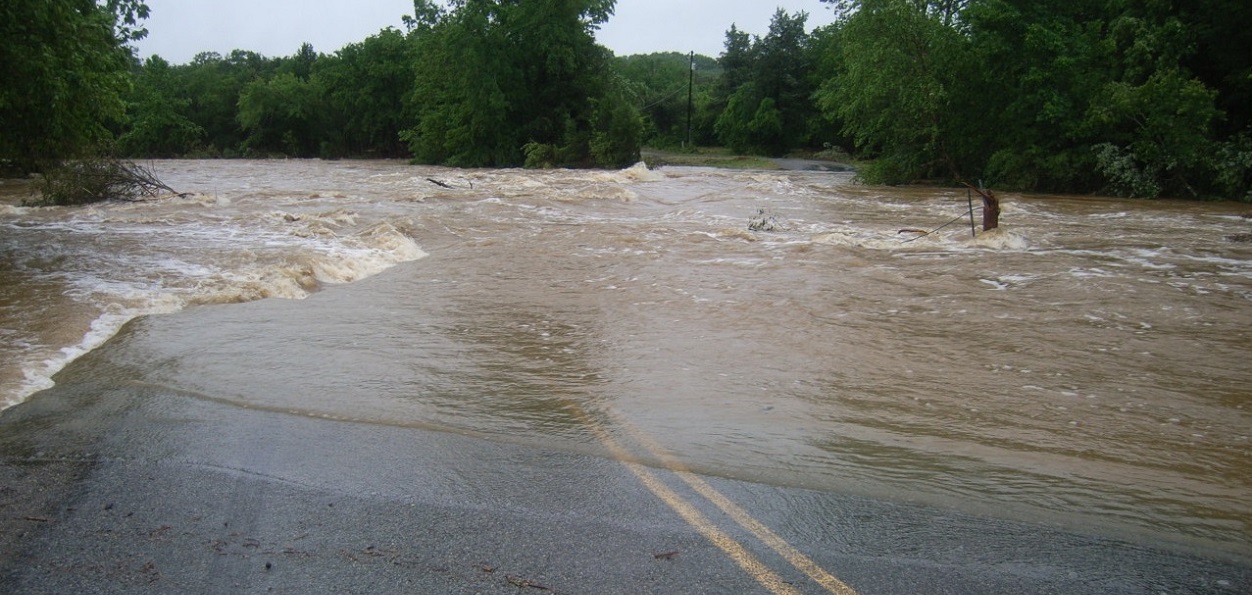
top-left (134, 0), bottom-right (838, 64)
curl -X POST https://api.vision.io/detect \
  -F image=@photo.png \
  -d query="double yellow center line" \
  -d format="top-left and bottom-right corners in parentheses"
top-left (564, 402), bottom-right (859, 595)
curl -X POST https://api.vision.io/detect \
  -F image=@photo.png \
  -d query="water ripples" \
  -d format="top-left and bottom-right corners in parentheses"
top-left (2, 160), bottom-right (1249, 557)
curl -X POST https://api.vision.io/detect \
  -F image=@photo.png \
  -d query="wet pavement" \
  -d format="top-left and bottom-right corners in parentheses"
top-left (2, 373), bottom-right (1248, 594)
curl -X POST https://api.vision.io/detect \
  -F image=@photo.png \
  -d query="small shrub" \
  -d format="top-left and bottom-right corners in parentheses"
top-left (1094, 143), bottom-right (1161, 198)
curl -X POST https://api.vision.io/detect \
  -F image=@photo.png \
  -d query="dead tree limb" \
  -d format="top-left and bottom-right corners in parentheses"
top-left (31, 158), bottom-right (175, 206)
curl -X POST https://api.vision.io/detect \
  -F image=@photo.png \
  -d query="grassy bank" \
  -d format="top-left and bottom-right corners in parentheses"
top-left (641, 146), bottom-right (859, 173)
top-left (641, 147), bottom-right (779, 170)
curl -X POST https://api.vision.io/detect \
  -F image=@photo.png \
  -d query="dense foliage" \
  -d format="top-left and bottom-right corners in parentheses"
top-left (118, 38), bottom-right (418, 159)
top-left (713, 11), bottom-right (827, 156)
top-left (4, 0), bottom-right (1249, 198)
top-left (614, 52), bottom-right (721, 148)
top-left (112, 1), bottom-right (639, 167)
top-left (402, 0), bottom-right (640, 167)
top-left (811, 0), bottom-right (1252, 198)
top-left (0, 0), bottom-right (149, 171)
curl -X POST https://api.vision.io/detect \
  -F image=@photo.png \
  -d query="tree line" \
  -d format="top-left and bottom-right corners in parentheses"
top-left (812, 0), bottom-right (1252, 199)
top-left (700, 0), bottom-right (1250, 200)
top-left (3, 0), bottom-right (1249, 199)
top-left (3, 0), bottom-right (643, 171)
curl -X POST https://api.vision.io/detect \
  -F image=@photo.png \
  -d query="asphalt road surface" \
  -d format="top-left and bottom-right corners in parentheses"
top-left (1, 375), bottom-right (1248, 594)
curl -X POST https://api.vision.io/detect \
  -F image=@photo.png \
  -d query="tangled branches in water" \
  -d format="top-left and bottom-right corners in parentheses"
top-left (748, 208), bottom-right (779, 232)
top-left (28, 157), bottom-right (175, 206)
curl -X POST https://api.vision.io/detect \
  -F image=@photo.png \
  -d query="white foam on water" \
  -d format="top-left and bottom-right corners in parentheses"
top-left (1179, 252), bottom-right (1252, 274)
top-left (967, 228), bottom-right (1032, 250)
top-left (810, 226), bottom-right (1005, 252)
top-left (1121, 247), bottom-right (1177, 270)
top-left (0, 189), bottom-right (428, 411)
top-left (4, 294), bottom-right (184, 410)
top-left (812, 230), bottom-right (916, 250)
top-left (1090, 211), bottom-right (1131, 219)
top-left (592, 161), bottom-right (663, 183)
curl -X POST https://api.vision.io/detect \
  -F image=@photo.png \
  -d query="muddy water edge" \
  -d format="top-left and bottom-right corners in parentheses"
top-left (1, 159), bottom-right (1249, 561)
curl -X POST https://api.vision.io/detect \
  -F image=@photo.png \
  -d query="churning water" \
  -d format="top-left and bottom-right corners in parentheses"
top-left (2, 160), bottom-right (1249, 559)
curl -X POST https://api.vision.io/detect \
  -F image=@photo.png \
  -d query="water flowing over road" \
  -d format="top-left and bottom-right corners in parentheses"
top-left (2, 160), bottom-right (1249, 561)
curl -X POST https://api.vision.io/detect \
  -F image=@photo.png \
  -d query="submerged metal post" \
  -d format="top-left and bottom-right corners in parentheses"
top-left (967, 188), bottom-right (976, 237)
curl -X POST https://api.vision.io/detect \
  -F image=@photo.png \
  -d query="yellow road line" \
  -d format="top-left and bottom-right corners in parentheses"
top-left (567, 404), bottom-right (802, 595)
top-left (609, 412), bottom-right (859, 595)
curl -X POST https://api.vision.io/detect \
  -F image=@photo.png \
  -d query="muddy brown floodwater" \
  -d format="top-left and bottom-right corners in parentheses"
top-left (1, 160), bottom-right (1249, 560)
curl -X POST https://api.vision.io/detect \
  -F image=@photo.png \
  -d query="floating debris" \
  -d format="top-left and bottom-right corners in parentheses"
top-left (748, 208), bottom-right (778, 232)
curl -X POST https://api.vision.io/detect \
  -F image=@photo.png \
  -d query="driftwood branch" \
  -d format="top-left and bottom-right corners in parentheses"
top-left (425, 178), bottom-right (453, 189)
top-left (425, 178), bottom-right (473, 190)
top-left (31, 158), bottom-right (175, 206)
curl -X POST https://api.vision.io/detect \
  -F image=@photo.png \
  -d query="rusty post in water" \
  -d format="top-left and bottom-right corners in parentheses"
top-left (961, 182), bottom-right (1000, 232)
top-left (980, 187), bottom-right (1000, 231)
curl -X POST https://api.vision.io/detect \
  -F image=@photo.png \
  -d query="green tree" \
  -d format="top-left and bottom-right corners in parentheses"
top-left (958, 0), bottom-right (1110, 192)
top-left (403, 0), bottom-right (447, 32)
top-left (1086, 2), bottom-right (1225, 197)
top-left (315, 28), bottom-right (419, 157)
top-left (713, 10), bottom-right (819, 156)
top-left (118, 56), bottom-right (204, 157)
top-left (815, 0), bottom-right (971, 183)
top-left (963, 0), bottom-right (1247, 198)
top-left (174, 50), bottom-right (280, 156)
top-left (404, 3), bottom-right (515, 166)
top-left (715, 85), bottom-right (766, 154)
top-left (589, 88), bottom-right (644, 167)
top-left (816, 0), bottom-right (1251, 198)
top-left (715, 25), bottom-right (755, 107)
top-left (1179, 0), bottom-right (1252, 139)
top-left (0, 0), bottom-right (151, 171)
top-left (404, 0), bottom-right (640, 168)
top-left (752, 9), bottom-right (816, 149)
top-left (806, 22), bottom-right (854, 153)
top-left (286, 42), bottom-right (317, 81)
top-left (237, 71), bottom-right (326, 157)
top-left (615, 52), bottom-right (719, 148)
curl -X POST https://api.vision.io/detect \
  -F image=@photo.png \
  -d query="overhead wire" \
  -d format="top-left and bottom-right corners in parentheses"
top-left (639, 82), bottom-right (691, 111)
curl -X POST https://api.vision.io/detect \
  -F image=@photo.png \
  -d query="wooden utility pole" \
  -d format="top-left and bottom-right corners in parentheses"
top-left (686, 52), bottom-right (694, 148)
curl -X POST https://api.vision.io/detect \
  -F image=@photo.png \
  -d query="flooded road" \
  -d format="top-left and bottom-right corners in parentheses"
top-left (2, 160), bottom-right (1249, 560)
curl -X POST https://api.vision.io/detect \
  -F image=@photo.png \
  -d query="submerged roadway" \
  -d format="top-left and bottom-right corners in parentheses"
top-left (1, 372), bottom-right (1248, 595)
